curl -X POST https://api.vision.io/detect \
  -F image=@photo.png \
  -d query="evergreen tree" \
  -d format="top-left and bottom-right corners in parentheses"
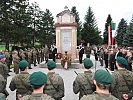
top-left (0, 0), bottom-right (14, 50)
top-left (38, 9), bottom-right (55, 47)
top-left (71, 6), bottom-right (82, 45)
top-left (10, 0), bottom-right (31, 46)
top-left (28, 2), bottom-right (41, 46)
top-left (115, 18), bottom-right (127, 46)
top-left (81, 6), bottom-right (102, 45)
top-left (126, 15), bottom-right (133, 46)
top-left (103, 14), bottom-right (112, 45)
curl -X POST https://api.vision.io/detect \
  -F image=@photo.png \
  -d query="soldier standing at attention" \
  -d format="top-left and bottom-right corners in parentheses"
top-left (9, 60), bottom-right (32, 100)
top-left (4, 49), bottom-right (11, 72)
top-left (12, 50), bottom-right (20, 74)
top-left (44, 44), bottom-right (49, 63)
top-left (32, 48), bottom-right (37, 66)
top-left (27, 48), bottom-right (32, 69)
top-left (22, 71), bottom-right (54, 100)
top-left (0, 54), bottom-right (8, 80)
top-left (44, 60), bottom-right (64, 100)
top-left (111, 57), bottom-right (133, 100)
top-left (73, 58), bottom-right (95, 99)
top-left (84, 43), bottom-right (91, 58)
top-left (81, 69), bottom-right (119, 100)
top-left (36, 48), bottom-right (41, 64)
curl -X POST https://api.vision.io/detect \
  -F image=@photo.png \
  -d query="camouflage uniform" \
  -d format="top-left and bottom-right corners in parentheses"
top-left (84, 46), bottom-right (91, 58)
top-left (4, 50), bottom-right (11, 71)
top-left (36, 48), bottom-right (41, 64)
top-left (44, 72), bottom-right (64, 100)
top-left (41, 47), bottom-right (45, 62)
top-left (0, 62), bottom-right (8, 80)
top-left (44, 46), bottom-right (49, 63)
top-left (32, 48), bottom-right (37, 66)
top-left (21, 93), bottom-right (55, 100)
top-left (19, 50), bottom-right (26, 60)
top-left (73, 71), bottom-right (95, 99)
top-left (12, 51), bottom-right (20, 74)
top-left (0, 74), bottom-right (6, 99)
top-left (9, 72), bottom-right (32, 100)
top-left (111, 69), bottom-right (133, 100)
top-left (27, 50), bottom-right (32, 69)
top-left (80, 92), bottom-right (119, 100)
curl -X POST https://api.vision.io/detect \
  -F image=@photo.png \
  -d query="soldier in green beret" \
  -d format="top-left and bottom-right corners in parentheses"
top-left (81, 69), bottom-right (119, 100)
top-left (111, 57), bottom-right (133, 100)
top-left (44, 60), bottom-right (64, 100)
top-left (22, 71), bottom-right (54, 100)
top-left (73, 58), bottom-right (95, 99)
top-left (9, 60), bottom-right (32, 100)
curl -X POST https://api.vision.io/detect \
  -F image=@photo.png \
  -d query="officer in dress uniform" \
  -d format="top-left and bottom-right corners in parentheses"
top-left (21, 71), bottom-right (54, 100)
top-left (73, 58), bottom-right (95, 99)
top-left (81, 69), bottom-right (119, 100)
top-left (44, 60), bottom-right (64, 100)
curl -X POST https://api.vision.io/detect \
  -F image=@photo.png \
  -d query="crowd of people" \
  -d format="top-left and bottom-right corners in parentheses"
top-left (0, 44), bottom-right (133, 100)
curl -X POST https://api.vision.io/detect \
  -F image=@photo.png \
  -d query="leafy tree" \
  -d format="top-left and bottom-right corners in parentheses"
top-left (115, 18), bottom-right (127, 46)
top-left (103, 14), bottom-right (112, 45)
top-left (71, 6), bottom-right (82, 45)
top-left (81, 6), bottom-right (102, 45)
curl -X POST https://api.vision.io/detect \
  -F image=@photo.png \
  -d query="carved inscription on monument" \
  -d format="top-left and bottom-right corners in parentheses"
top-left (61, 29), bottom-right (72, 51)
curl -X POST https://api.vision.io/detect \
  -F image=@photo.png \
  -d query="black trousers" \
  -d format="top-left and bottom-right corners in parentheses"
top-left (79, 54), bottom-right (83, 64)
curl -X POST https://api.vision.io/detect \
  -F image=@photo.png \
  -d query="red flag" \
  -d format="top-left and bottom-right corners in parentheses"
top-left (108, 25), bottom-right (111, 45)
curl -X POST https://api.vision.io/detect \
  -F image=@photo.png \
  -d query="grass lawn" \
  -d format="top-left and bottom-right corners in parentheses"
top-left (0, 45), bottom-right (12, 51)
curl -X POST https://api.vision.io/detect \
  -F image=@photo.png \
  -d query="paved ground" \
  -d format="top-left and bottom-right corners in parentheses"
top-left (6, 55), bottom-right (105, 100)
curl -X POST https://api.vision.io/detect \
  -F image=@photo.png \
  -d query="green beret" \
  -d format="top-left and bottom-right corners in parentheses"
top-left (83, 58), bottom-right (93, 68)
top-left (29, 71), bottom-right (47, 85)
top-left (19, 60), bottom-right (29, 69)
top-left (94, 69), bottom-right (113, 85)
top-left (116, 57), bottom-right (128, 67)
top-left (47, 60), bottom-right (56, 69)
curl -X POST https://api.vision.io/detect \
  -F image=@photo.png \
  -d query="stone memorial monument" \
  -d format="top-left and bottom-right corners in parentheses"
top-left (55, 6), bottom-right (78, 59)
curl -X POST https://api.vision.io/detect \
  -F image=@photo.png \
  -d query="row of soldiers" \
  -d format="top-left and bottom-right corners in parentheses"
top-left (1, 52), bottom-right (133, 100)
top-left (0, 45), bottom-right (49, 74)
top-left (94, 46), bottom-right (133, 71)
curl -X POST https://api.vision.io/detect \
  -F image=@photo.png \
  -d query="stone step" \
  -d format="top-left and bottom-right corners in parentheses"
top-left (39, 62), bottom-right (84, 69)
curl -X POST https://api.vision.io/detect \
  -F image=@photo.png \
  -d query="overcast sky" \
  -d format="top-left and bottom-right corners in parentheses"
top-left (29, 0), bottom-right (133, 33)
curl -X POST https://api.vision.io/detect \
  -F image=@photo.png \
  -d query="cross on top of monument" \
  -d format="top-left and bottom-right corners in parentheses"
top-left (64, 6), bottom-right (69, 10)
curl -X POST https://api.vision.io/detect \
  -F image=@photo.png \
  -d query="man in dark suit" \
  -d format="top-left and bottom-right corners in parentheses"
top-left (79, 45), bottom-right (84, 64)
top-left (51, 45), bottom-right (57, 62)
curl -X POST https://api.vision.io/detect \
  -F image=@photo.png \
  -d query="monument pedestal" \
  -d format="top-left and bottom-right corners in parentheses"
top-left (55, 6), bottom-right (78, 60)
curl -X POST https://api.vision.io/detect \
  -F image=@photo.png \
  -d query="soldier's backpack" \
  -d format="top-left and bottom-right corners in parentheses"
top-left (112, 71), bottom-right (133, 99)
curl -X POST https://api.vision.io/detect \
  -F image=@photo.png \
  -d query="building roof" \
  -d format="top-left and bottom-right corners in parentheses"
top-left (56, 6), bottom-right (75, 17)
